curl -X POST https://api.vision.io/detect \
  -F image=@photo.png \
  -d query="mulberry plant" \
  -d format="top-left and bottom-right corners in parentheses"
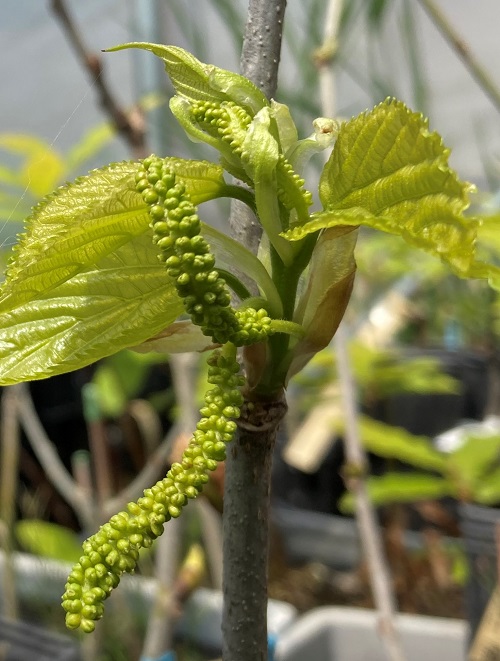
top-left (0, 43), bottom-right (498, 633)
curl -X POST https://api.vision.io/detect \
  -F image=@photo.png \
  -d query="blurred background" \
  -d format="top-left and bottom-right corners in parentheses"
top-left (1, 2), bottom-right (500, 660)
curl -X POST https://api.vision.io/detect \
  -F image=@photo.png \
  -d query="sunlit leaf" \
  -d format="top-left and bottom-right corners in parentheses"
top-left (0, 232), bottom-right (183, 385)
top-left (284, 99), bottom-right (478, 276)
top-left (0, 161), bottom-right (149, 310)
top-left (106, 42), bottom-right (267, 113)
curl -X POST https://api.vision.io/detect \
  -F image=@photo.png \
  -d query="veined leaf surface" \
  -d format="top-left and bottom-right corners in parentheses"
top-left (0, 233), bottom-right (183, 384)
top-left (283, 99), bottom-right (478, 276)
top-left (0, 161), bottom-right (149, 310)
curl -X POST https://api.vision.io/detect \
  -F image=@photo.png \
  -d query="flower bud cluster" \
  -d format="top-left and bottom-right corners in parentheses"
top-left (62, 347), bottom-right (244, 632)
top-left (191, 100), bottom-right (252, 163)
top-left (191, 102), bottom-right (312, 216)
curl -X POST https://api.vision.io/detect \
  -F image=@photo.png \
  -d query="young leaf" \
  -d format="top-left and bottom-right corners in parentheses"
top-left (201, 223), bottom-right (283, 316)
top-left (160, 156), bottom-right (228, 204)
top-left (106, 42), bottom-right (267, 113)
top-left (241, 107), bottom-right (295, 264)
top-left (286, 226), bottom-right (357, 380)
top-left (284, 99), bottom-right (478, 276)
top-left (0, 233), bottom-right (184, 385)
top-left (131, 319), bottom-right (218, 355)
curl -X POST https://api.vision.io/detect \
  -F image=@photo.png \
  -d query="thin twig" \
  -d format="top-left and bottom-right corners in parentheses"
top-left (15, 384), bottom-right (93, 528)
top-left (82, 384), bottom-right (113, 513)
top-left (0, 386), bottom-right (22, 619)
top-left (417, 0), bottom-right (500, 117)
top-left (228, 0), bottom-right (287, 256)
top-left (50, 0), bottom-right (148, 157)
top-left (316, 1), bottom-right (405, 659)
top-left (103, 421), bottom-right (181, 519)
top-left (141, 354), bottom-right (197, 659)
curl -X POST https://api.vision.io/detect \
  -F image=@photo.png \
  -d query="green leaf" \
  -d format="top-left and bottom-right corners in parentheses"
top-left (0, 134), bottom-right (64, 197)
top-left (0, 161), bottom-right (150, 310)
top-left (348, 416), bottom-right (448, 473)
top-left (448, 435), bottom-right (500, 497)
top-left (161, 157), bottom-right (228, 205)
top-left (15, 519), bottom-right (82, 563)
top-left (106, 42), bottom-right (267, 113)
top-left (285, 99), bottom-right (478, 276)
top-left (131, 319), bottom-right (218, 355)
top-left (201, 223), bottom-right (283, 316)
top-left (287, 226), bottom-right (357, 380)
top-left (241, 107), bottom-right (295, 265)
top-left (339, 472), bottom-right (453, 513)
top-left (0, 232), bottom-right (184, 385)
top-left (473, 466), bottom-right (500, 505)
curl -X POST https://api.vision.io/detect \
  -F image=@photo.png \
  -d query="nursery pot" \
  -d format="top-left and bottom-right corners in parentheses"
top-left (372, 349), bottom-right (489, 437)
top-left (460, 502), bottom-right (500, 640)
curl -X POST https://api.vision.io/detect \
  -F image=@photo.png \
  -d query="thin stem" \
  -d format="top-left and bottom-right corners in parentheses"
top-left (318, 1), bottom-right (405, 659)
top-left (50, 0), bottom-right (147, 157)
top-left (0, 386), bottom-right (21, 619)
top-left (417, 0), bottom-right (500, 117)
top-left (228, 0), bottom-right (287, 255)
top-left (16, 384), bottom-right (93, 528)
top-left (335, 327), bottom-right (405, 661)
top-left (82, 384), bottom-right (113, 513)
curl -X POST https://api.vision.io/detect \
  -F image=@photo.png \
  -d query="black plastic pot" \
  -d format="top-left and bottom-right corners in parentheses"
top-left (371, 349), bottom-right (489, 437)
top-left (0, 617), bottom-right (81, 661)
top-left (460, 503), bottom-right (500, 641)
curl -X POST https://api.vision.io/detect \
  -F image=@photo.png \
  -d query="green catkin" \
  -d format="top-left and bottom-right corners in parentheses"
top-left (191, 101), bottom-right (313, 218)
top-left (137, 155), bottom-right (273, 346)
top-left (62, 345), bottom-right (244, 633)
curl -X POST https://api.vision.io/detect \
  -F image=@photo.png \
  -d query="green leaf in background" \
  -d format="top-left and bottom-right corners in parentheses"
top-left (448, 435), bottom-right (500, 499)
top-left (92, 350), bottom-right (166, 418)
top-left (0, 134), bottom-right (65, 198)
top-left (0, 232), bottom-right (184, 384)
top-left (348, 416), bottom-right (447, 473)
top-left (15, 520), bottom-right (82, 564)
top-left (284, 99), bottom-right (478, 276)
top-left (339, 472), bottom-right (453, 513)
top-left (473, 465), bottom-right (500, 505)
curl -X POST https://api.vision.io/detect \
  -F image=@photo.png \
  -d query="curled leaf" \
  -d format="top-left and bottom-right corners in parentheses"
top-left (286, 226), bottom-right (357, 381)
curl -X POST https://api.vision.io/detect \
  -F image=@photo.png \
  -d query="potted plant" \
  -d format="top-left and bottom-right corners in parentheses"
top-left (2, 2), bottom-right (500, 659)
